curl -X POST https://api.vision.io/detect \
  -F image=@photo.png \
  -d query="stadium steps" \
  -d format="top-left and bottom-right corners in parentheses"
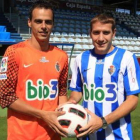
top-left (20, 34), bottom-right (31, 40)
top-left (0, 13), bottom-right (17, 33)
top-left (121, 23), bottom-right (139, 37)
top-left (5, 13), bottom-right (29, 34)
top-left (0, 13), bottom-right (23, 42)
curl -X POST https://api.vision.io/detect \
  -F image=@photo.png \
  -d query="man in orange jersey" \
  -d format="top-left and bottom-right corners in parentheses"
top-left (0, 1), bottom-right (68, 140)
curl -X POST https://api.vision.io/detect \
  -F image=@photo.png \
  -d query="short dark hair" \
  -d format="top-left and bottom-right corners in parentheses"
top-left (29, 0), bottom-right (54, 22)
top-left (90, 13), bottom-right (116, 31)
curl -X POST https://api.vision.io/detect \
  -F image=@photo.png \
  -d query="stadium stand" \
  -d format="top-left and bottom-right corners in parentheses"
top-left (0, 13), bottom-right (16, 33)
top-left (0, 0), bottom-right (140, 60)
top-left (0, 12), bottom-right (22, 42)
top-left (0, 25), bottom-right (16, 43)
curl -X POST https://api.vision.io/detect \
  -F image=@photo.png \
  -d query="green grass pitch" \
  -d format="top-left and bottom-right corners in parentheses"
top-left (0, 97), bottom-right (140, 140)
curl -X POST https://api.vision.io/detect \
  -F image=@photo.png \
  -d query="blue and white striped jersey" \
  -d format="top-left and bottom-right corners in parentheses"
top-left (70, 46), bottom-right (140, 140)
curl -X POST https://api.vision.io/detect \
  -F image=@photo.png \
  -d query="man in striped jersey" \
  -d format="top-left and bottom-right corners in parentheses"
top-left (69, 13), bottom-right (140, 140)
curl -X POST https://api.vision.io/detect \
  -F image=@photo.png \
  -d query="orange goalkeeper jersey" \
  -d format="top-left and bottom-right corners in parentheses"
top-left (0, 40), bottom-right (68, 140)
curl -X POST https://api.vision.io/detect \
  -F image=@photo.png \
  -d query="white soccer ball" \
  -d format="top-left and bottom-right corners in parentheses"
top-left (57, 103), bottom-right (89, 137)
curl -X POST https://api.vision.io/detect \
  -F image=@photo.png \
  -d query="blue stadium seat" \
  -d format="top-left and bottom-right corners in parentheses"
top-left (82, 38), bottom-right (89, 44)
top-left (60, 37), bottom-right (68, 42)
top-left (82, 44), bottom-right (90, 49)
top-left (0, 32), bottom-right (10, 39)
top-left (75, 38), bottom-right (82, 43)
top-left (67, 38), bottom-right (75, 43)
top-left (52, 37), bottom-right (60, 42)
top-left (75, 33), bottom-right (81, 37)
top-left (62, 27), bottom-right (69, 32)
top-left (68, 32), bottom-right (75, 37)
top-left (0, 39), bottom-right (16, 42)
top-left (0, 25), bottom-right (6, 32)
top-left (61, 32), bottom-right (68, 36)
top-left (54, 32), bottom-right (61, 36)
top-left (69, 28), bottom-right (75, 33)
top-left (75, 28), bottom-right (81, 33)
top-left (54, 27), bottom-right (62, 32)
top-left (81, 33), bottom-right (88, 37)
top-left (74, 44), bottom-right (83, 50)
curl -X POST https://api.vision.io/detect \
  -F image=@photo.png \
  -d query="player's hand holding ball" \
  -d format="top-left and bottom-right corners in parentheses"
top-left (57, 103), bottom-right (89, 137)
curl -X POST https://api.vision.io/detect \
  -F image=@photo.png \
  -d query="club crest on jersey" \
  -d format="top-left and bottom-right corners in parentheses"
top-left (108, 65), bottom-right (115, 75)
top-left (0, 57), bottom-right (8, 72)
top-left (40, 57), bottom-right (49, 63)
top-left (55, 62), bottom-right (60, 72)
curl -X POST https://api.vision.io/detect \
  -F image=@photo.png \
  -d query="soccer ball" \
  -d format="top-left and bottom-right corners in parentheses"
top-left (57, 103), bottom-right (89, 137)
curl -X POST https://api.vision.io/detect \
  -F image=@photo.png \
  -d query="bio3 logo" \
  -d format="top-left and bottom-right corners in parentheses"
top-left (83, 83), bottom-right (117, 103)
top-left (26, 79), bottom-right (58, 100)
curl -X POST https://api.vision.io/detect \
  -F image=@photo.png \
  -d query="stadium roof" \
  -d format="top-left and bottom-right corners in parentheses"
top-left (103, 0), bottom-right (140, 11)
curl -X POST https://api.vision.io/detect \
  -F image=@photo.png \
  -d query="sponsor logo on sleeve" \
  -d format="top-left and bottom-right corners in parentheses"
top-left (129, 68), bottom-right (135, 83)
top-left (0, 57), bottom-right (8, 72)
top-left (0, 73), bottom-right (7, 80)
